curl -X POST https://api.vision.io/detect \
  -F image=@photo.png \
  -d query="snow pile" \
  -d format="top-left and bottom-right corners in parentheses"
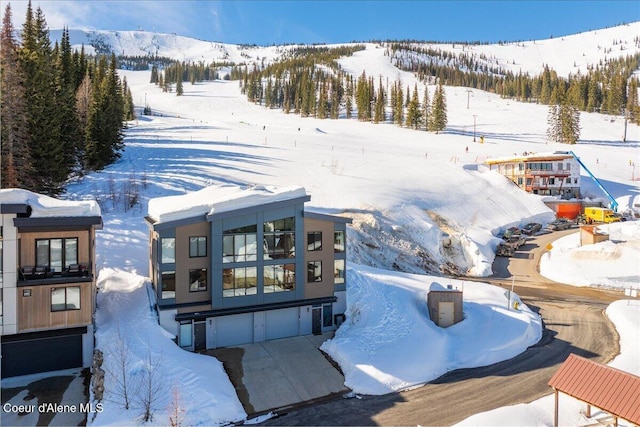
top-left (0, 188), bottom-right (100, 217)
top-left (92, 268), bottom-right (246, 426)
top-left (147, 184), bottom-right (307, 223)
top-left (540, 221), bottom-right (640, 289)
top-left (320, 265), bottom-right (542, 395)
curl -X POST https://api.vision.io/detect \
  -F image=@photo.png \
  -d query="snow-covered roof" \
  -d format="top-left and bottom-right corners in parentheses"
top-left (0, 188), bottom-right (101, 217)
top-left (485, 151), bottom-right (574, 164)
top-left (147, 184), bottom-right (308, 224)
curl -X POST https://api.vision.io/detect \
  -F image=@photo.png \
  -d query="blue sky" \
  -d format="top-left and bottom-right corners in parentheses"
top-left (4, 1), bottom-right (639, 45)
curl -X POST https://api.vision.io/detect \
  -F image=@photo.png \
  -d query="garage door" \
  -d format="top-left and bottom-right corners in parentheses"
top-left (2, 333), bottom-right (83, 378)
top-left (265, 307), bottom-right (299, 340)
top-left (214, 313), bottom-right (253, 347)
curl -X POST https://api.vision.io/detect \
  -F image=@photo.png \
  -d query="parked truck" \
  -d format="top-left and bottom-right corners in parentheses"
top-left (583, 207), bottom-right (621, 224)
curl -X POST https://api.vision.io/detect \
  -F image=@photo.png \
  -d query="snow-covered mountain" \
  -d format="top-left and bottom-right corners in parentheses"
top-left (51, 21), bottom-right (640, 77)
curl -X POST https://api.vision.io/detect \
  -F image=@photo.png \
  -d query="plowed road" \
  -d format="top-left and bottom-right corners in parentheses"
top-left (261, 228), bottom-right (623, 426)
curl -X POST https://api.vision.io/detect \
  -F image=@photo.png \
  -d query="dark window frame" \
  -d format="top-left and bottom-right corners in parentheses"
top-left (189, 268), bottom-right (208, 292)
top-left (307, 261), bottom-right (322, 283)
top-left (51, 286), bottom-right (81, 312)
top-left (189, 236), bottom-right (207, 258)
top-left (35, 237), bottom-right (78, 272)
top-left (307, 231), bottom-right (322, 252)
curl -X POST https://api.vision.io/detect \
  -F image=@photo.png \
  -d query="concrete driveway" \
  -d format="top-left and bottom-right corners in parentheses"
top-left (1, 368), bottom-right (88, 426)
top-left (206, 332), bottom-right (348, 416)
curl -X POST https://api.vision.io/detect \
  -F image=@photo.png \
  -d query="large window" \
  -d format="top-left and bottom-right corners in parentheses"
top-left (334, 231), bottom-right (345, 253)
top-left (264, 217), bottom-right (295, 259)
top-left (307, 232), bottom-right (322, 251)
top-left (223, 225), bottom-right (257, 263)
top-left (307, 261), bottom-right (322, 283)
top-left (264, 264), bottom-right (295, 292)
top-left (223, 267), bottom-right (257, 297)
top-left (189, 236), bottom-right (207, 258)
top-left (189, 269), bottom-right (207, 292)
top-left (334, 259), bottom-right (345, 284)
top-left (161, 238), bottom-right (175, 263)
top-left (51, 286), bottom-right (80, 312)
top-left (36, 238), bottom-right (78, 272)
top-left (161, 271), bottom-right (175, 299)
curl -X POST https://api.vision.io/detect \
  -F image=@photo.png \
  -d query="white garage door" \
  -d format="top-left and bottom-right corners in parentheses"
top-left (214, 313), bottom-right (254, 347)
top-left (265, 307), bottom-right (299, 340)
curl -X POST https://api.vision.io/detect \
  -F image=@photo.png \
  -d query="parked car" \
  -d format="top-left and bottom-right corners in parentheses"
top-left (502, 226), bottom-right (522, 240)
top-left (521, 222), bottom-right (542, 235)
top-left (547, 218), bottom-right (573, 231)
top-left (496, 242), bottom-right (515, 257)
top-left (504, 234), bottom-right (527, 248)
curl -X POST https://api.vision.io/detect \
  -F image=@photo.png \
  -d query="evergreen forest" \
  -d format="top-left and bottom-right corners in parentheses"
top-left (1, 2), bottom-right (134, 195)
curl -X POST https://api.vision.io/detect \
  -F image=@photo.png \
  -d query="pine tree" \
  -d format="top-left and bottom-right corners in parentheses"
top-left (85, 55), bottom-right (124, 170)
top-left (176, 63), bottom-right (184, 96)
top-left (20, 3), bottom-right (68, 194)
top-left (429, 83), bottom-right (447, 133)
top-left (405, 83), bottom-right (422, 129)
top-left (422, 85), bottom-right (430, 130)
top-left (395, 82), bottom-right (404, 126)
top-left (1, 3), bottom-right (33, 188)
top-left (547, 85), bottom-right (580, 144)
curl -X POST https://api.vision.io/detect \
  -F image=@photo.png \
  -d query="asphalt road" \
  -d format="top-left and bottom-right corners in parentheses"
top-left (261, 228), bottom-right (624, 426)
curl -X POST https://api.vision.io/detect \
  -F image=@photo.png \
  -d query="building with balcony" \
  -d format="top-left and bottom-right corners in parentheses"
top-left (145, 185), bottom-right (351, 351)
top-left (485, 152), bottom-right (581, 198)
top-left (0, 189), bottom-right (102, 378)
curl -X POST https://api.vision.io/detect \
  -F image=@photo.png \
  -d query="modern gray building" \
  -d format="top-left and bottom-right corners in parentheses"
top-left (145, 185), bottom-right (351, 351)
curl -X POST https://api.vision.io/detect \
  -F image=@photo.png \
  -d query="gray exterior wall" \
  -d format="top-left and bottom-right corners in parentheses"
top-left (147, 196), bottom-right (350, 349)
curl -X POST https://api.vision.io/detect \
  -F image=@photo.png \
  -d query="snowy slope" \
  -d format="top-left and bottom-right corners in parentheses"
top-left (52, 21), bottom-right (640, 79)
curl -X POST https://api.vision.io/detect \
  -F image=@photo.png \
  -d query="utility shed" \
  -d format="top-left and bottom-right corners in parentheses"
top-left (548, 353), bottom-right (640, 427)
top-left (427, 290), bottom-right (463, 328)
top-left (580, 225), bottom-right (609, 246)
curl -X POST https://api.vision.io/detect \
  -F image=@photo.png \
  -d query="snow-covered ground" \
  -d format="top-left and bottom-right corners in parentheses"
top-left (48, 25), bottom-right (640, 426)
top-left (540, 221), bottom-right (640, 290)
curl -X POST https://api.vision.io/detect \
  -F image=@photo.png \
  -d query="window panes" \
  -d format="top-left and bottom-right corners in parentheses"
top-left (223, 267), bottom-right (258, 297)
top-left (66, 286), bottom-right (81, 309)
top-left (161, 238), bottom-right (175, 263)
top-left (264, 217), bottom-right (295, 259)
top-left (51, 288), bottom-right (66, 311)
top-left (37, 240), bottom-right (49, 266)
top-left (307, 261), bottom-right (322, 283)
top-left (161, 271), bottom-right (176, 299)
top-left (223, 228), bottom-right (257, 263)
top-left (264, 263), bottom-right (295, 293)
top-left (334, 259), bottom-right (345, 284)
top-left (51, 286), bottom-right (80, 312)
top-left (189, 269), bottom-right (207, 292)
top-left (50, 239), bottom-right (63, 272)
top-left (334, 231), bottom-right (345, 253)
top-left (189, 236), bottom-right (207, 258)
top-left (36, 238), bottom-right (79, 273)
top-left (307, 232), bottom-right (322, 251)
top-left (65, 239), bottom-right (78, 267)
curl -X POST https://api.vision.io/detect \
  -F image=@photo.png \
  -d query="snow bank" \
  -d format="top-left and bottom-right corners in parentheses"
top-left (320, 264), bottom-right (542, 395)
top-left (92, 268), bottom-right (245, 426)
top-left (540, 221), bottom-right (640, 289)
